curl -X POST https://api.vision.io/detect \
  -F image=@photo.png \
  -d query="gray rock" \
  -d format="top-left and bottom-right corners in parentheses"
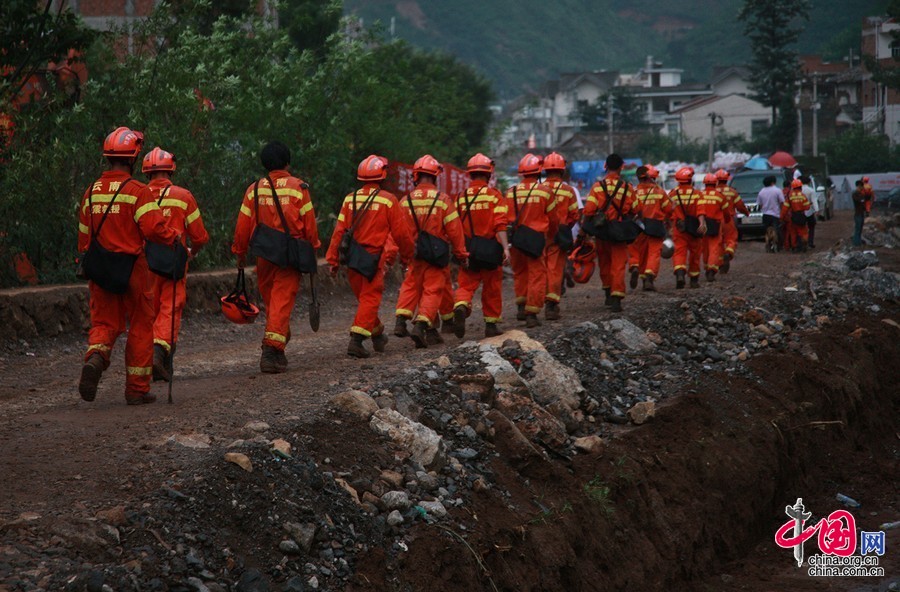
top-left (599, 358), bottom-right (615, 371)
top-left (236, 569), bottom-right (269, 592)
top-left (419, 500), bottom-right (448, 519)
top-left (454, 447), bottom-right (478, 460)
top-left (528, 351), bottom-right (585, 411)
top-left (282, 576), bottom-right (306, 592)
top-left (602, 318), bottom-right (657, 352)
top-left (386, 510), bottom-right (404, 526)
top-left (381, 490), bottom-right (411, 511)
top-left (425, 370), bottom-right (440, 381)
top-left (370, 408), bottom-right (446, 470)
top-left (329, 390), bottom-right (378, 419)
top-left (186, 578), bottom-right (211, 592)
top-left (283, 522), bottom-right (317, 554)
top-left (846, 251), bottom-right (878, 271)
top-left (415, 471), bottom-right (440, 492)
top-left (279, 539), bottom-right (301, 555)
top-left (479, 348), bottom-right (527, 389)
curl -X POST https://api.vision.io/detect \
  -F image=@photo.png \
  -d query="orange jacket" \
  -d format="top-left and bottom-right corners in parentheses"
top-left (787, 190), bottom-right (811, 212)
top-left (326, 183), bottom-right (415, 267)
top-left (668, 185), bottom-right (703, 220)
top-left (456, 180), bottom-right (508, 238)
top-left (78, 171), bottom-right (177, 254)
top-left (544, 179), bottom-right (580, 226)
top-left (718, 184), bottom-right (749, 217)
top-left (697, 187), bottom-right (726, 221)
top-left (232, 170), bottom-right (320, 257)
top-left (401, 182), bottom-right (468, 260)
top-left (584, 173), bottom-right (637, 221)
top-left (634, 182), bottom-right (673, 221)
top-left (505, 179), bottom-right (559, 236)
top-left (147, 179), bottom-right (209, 250)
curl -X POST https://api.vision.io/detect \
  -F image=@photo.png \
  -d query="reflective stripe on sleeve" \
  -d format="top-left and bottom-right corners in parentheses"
top-left (134, 202), bottom-right (159, 222)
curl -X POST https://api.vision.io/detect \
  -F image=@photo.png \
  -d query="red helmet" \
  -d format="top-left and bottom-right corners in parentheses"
top-left (542, 152), bottom-right (566, 172)
top-left (715, 169), bottom-right (730, 183)
top-left (569, 240), bottom-right (596, 284)
top-left (646, 165), bottom-right (660, 180)
top-left (103, 126), bottom-right (144, 159)
top-left (357, 154), bottom-right (388, 181)
top-left (703, 173), bottom-right (717, 187)
top-left (791, 178), bottom-right (803, 189)
top-left (142, 147), bottom-right (176, 173)
top-left (221, 270), bottom-right (259, 324)
top-left (466, 153), bottom-right (494, 174)
top-left (413, 154), bottom-right (443, 180)
top-left (675, 167), bottom-right (694, 184)
top-left (862, 176), bottom-right (870, 183)
top-left (518, 153), bottom-right (543, 176)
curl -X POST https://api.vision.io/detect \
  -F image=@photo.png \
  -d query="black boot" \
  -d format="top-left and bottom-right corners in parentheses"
top-left (609, 296), bottom-right (623, 312)
top-left (516, 303), bottom-right (526, 321)
top-left (440, 317), bottom-right (456, 335)
top-left (525, 313), bottom-right (542, 328)
top-left (706, 269), bottom-right (717, 282)
top-left (545, 301), bottom-right (560, 321)
top-left (642, 276), bottom-right (655, 292)
top-left (629, 268), bottom-right (639, 289)
top-left (426, 327), bottom-right (444, 346)
top-left (453, 305), bottom-right (467, 338)
top-left (604, 287), bottom-right (613, 306)
top-left (689, 275), bottom-right (700, 289)
top-left (393, 316), bottom-right (409, 338)
top-left (484, 323), bottom-right (501, 338)
top-left (78, 353), bottom-right (106, 402)
top-left (152, 344), bottom-right (171, 382)
top-left (721, 252), bottom-right (732, 274)
top-left (347, 333), bottom-right (371, 358)
top-left (372, 333), bottom-right (388, 353)
top-left (675, 270), bottom-right (686, 290)
top-left (410, 321), bottom-right (429, 349)
top-left (260, 345), bottom-right (287, 373)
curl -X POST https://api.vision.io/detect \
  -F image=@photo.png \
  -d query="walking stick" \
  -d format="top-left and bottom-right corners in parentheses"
top-left (167, 273), bottom-right (176, 404)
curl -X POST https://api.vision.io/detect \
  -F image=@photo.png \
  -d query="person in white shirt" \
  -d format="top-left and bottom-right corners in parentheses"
top-left (801, 175), bottom-right (819, 248)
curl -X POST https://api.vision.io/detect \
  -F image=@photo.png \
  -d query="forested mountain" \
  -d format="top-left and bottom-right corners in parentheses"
top-left (344, 0), bottom-right (887, 98)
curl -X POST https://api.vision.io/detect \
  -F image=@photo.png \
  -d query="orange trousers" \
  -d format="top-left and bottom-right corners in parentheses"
top-left (790, 222), bottom-right (809, 245)
top-left (440, 267), bottom-right (455, 324)
top-left (85, 255), bottom-right (154, 395)
top-left (545, 244), bottom-right (567, 303)
top-left (511, 247), bottom-right (547, 313)
top-left (782, 220), bottom-right (795, 250)
top-left (702, 233), bottom-right (723, 272)
top-left (152, 275), bottom-right (187, 351)
top-left (672, 228), bottom-right (702, 277)
top-left (597, 240), bottom-right (629, 297)
top-left (721, 219), bottom-right (738, 258)
top-left (629, 234), bottom-right (665, 278)
top-left (257, 258), bottom-right (300, 350)
top-left (348, 267), bottom-right (387, 337)
top-left (454, 266), bottom-right (503, 323)
top-left (395, 261), bottom-right (447, 326)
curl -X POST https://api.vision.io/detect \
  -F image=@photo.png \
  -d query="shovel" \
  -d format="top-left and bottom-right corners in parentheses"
top-left (308, 272), bottom-right (320, 332)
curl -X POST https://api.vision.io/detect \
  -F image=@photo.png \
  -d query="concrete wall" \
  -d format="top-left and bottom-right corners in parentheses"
top-left (680, 95), bottom-right (771, 142)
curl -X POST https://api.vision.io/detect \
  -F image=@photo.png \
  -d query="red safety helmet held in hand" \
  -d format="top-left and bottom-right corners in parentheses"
top-left (569, 240), bottom-right (596, 284)
top-left (715, 169), bottom-right (730, 183)
top-left (542, 152), bottom-right (566, 172)
top-left (357, 154), bottom-right (388, 181)
top-left (103, 126), bottom-right (144, 159)
top-left (221, 269), bottom-right (259, 324)
top-left (703, 173), bottom-right (718, 186)
top-left (142, 147), bottom-right (176, 173)
top-left (413, 154), bottom-right (443, 180)
top-left (791, 178), bottom-right (803, 189)
top-left (466, 153), bottom-right (494, 174)
top-left (518, 153), bottom-right (543, 176)
top-left (675, 166), bottom-right (694, 184)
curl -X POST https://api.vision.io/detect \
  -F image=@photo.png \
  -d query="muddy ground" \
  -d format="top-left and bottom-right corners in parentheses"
top-left (0, 211), bottom-right (897, 592)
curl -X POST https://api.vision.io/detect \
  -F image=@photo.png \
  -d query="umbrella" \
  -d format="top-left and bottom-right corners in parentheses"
top-left (769, 151), bottom-right (797, 168)
top-left (744, 156), bottom-right (771, 170)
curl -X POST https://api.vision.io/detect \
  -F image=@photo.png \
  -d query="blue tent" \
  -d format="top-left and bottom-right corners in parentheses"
top-left (570, 160), bottom-right (605, 186)
top-left (744, 156), bottom-right (772, 170)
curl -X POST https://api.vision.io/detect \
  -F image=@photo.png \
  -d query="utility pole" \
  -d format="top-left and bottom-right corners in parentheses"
top-left (607, 94), bottom-right (614, 155)
top-left (812, 74), bottom-right (819, 157)
top-left (795, 83), bottom-right (803, 156)
top-left (708, 112), bottom-right (716, 171)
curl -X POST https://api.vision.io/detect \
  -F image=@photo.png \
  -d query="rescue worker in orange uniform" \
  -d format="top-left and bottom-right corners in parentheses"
top-left (506, 154), bottom-right (559, 328)
top-left (542, 152), bottom-right (579, 320)
top-left (451, 153), bottom-right (510, 338)
top-left (715, 169), bottom-right (749, 273)
top-left (77, 126), bottom-right (179, 405)
top-left (785, 178), bottom-right (812, 252)
top-left (394, 155), bottom-right (468, 348)
top-left (232, 141), bottom-right (320, 373)
top-left (583, 153), bottom-right (637, 312)
top-left (143, 147), bottom-right (209, 382)
top-left (628, 165), bottom-right (672, 291)
top-left (668, 166), bottom-right (706, 289)
top-left (328, 155), bottom-right (416, 358)
top-left (862, 176), bottom-right (874, 215)
top-left (698, 173), bottom-right (726, 282)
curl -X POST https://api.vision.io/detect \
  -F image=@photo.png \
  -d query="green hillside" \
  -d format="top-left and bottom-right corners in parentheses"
top-left (344, 0), bottom-right (887, 98)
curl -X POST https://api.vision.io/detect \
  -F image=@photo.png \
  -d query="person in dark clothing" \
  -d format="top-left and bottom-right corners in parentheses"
top-left (852, 180), bottom-right (868, 246)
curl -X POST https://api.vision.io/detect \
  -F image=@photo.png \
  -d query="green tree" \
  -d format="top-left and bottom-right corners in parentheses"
top-left (820, 125), bottom-right (900, 173)
top-left (738, 0), bottom-right (810, 150)
top-left (577, 88), bottom-right (647, 132)
top-left (279, 0), bottom-right (343, 58)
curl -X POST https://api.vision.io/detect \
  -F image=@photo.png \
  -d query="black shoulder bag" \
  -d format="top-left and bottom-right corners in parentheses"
top-left (550, 183), bottom-right (575, 252)
top-left (641, 190), bottom-right (668, 239)
top-left (674, 190), bottom-right (704, 238)
top-left (339, 190), bottom-right (381, 281)
top-left (509, 185), bottom-right (546, 258)
top-left (248, 177), bottom-right (318, 273)
top-left (81, 178), bottom-right (139, 294)
top-left (790, 198), bottom-right (808, 226)
top-left (462, 188), bottom-right (504, 271)
top-left (582, 179), bottom-right (620, 238)
top-left (145, 186), bottom-right (190, 281)
top-left (407, 191), bottom-right (451, 268)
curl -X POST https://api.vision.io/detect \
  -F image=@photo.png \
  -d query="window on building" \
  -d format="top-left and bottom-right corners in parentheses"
top-left (892, 41), bottom-right (900, 58)
top-left (667, 122), bottom-right (679, 136)
top-left (751, 119), bottom-right (769, 139)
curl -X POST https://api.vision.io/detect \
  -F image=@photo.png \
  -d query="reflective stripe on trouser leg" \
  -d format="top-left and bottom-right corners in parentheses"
top-left (607, 242), bottom-right (628, 297)
top-left (349, 267), bottom-right (385, 337)
top-left (258, 259), bottom-right (300, 351)
top-left (544, 244), bottom-right (564, 303)
top-left (124, 257), bottom-right (155, 394)
top-left (152, 275), bottom-right (187, 349)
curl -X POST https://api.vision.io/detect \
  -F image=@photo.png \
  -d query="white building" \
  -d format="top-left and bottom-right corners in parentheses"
top-left (666, 93), bottom-right (772, 142)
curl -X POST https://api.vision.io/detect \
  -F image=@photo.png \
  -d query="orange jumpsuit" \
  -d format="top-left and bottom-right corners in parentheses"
top-left (78, 171), bottom-right (178, 397)
top-left (697, 187), bottom-right (725, 273)
top-left (584, 174), bottom-right (637, 298)
top-left (394, 183), bottom-right (468, 326)
top-left (717, 183), bottom-right (748, 263)
top-left (506, 179), bottom-right (559, 313)
top-left (543, 179), bottom-right (580, 304)
top-left (863, 183), bottom-right (874, 213)
top-left (232, 171), bottom-right (320, 351)
top-left (147, 179), bottom-right (209, 353)
top-left (453, 180), bottom-right (509, 323)
top-left (628, 182), bottom-right (673, 279)
top-left (669, 185), bottom-right (704, 278)
top-left (785, 190), bottom-right (812, 246)
top-left (327, 184), bottom-right (415, 338)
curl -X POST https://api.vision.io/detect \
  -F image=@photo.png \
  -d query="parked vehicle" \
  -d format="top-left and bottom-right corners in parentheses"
top-left (875, 186), bottom-right (900, 210)
top-left (730, 170), bottom-right (775, 239)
